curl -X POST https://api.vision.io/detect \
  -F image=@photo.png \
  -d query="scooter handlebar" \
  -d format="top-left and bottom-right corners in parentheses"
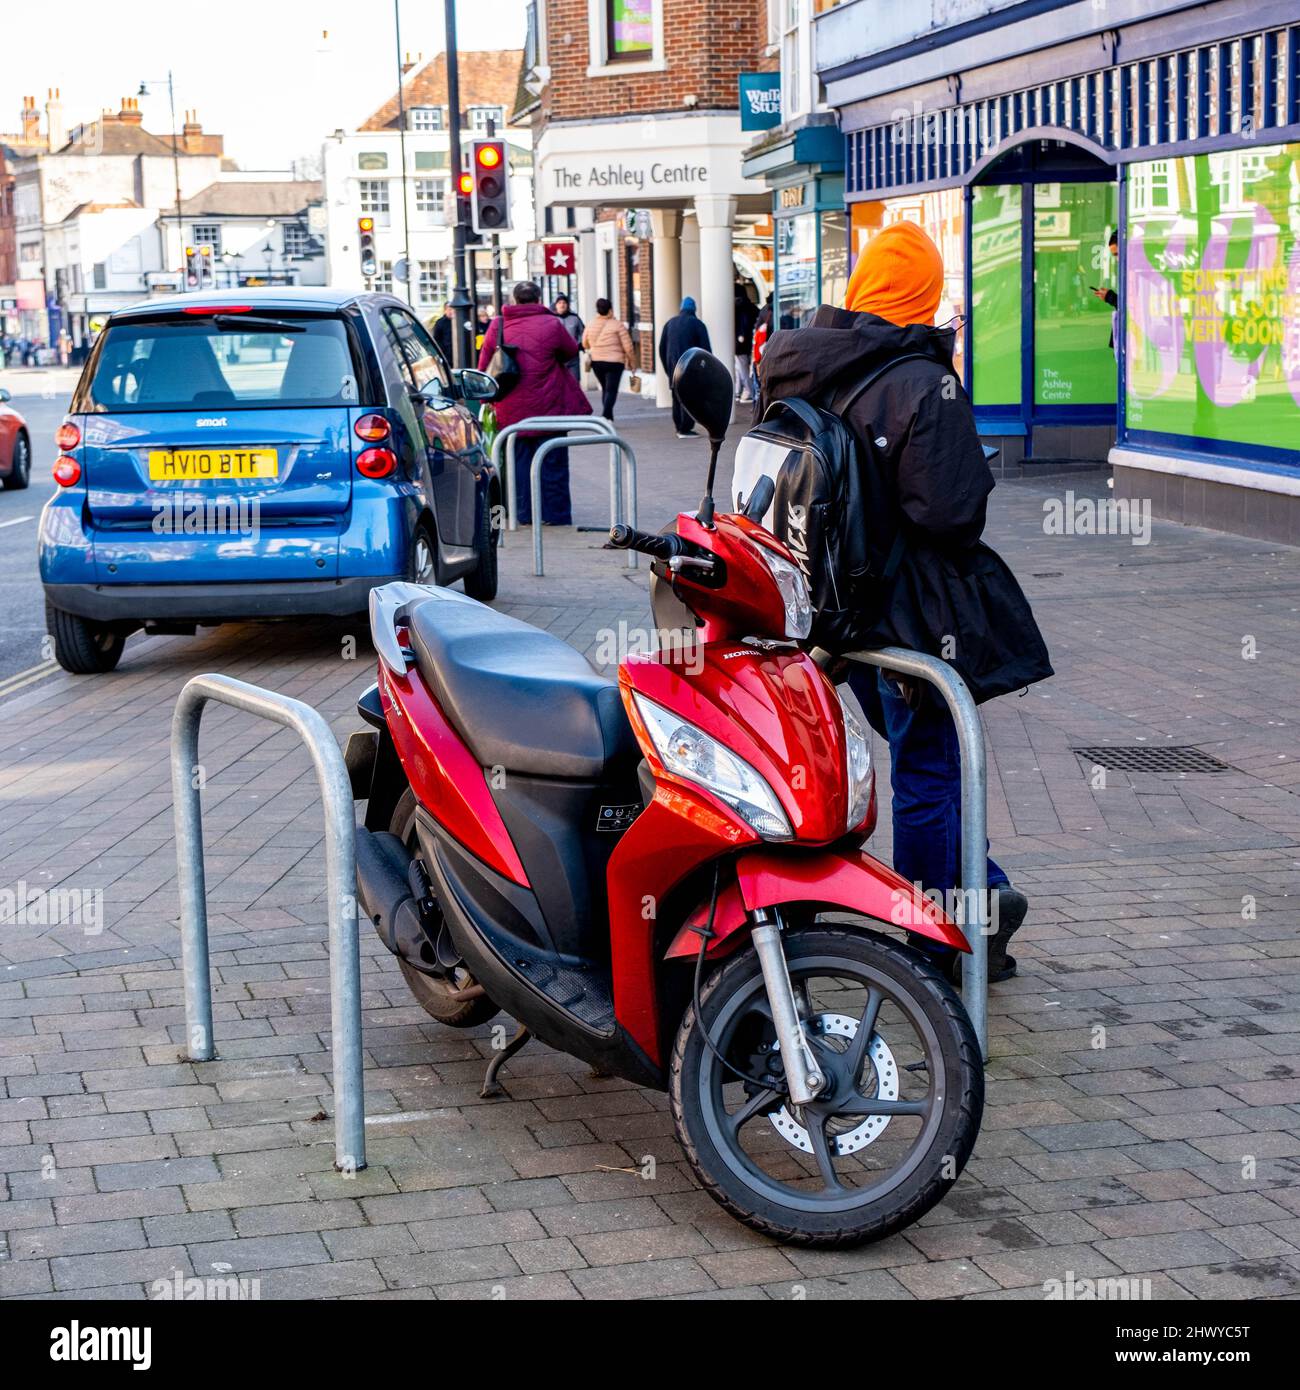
top-left (607, 524), bottom-right (687, 561)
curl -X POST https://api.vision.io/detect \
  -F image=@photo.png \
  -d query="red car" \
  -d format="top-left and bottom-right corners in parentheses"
top-left (0, 387), bottom-right (32, 490)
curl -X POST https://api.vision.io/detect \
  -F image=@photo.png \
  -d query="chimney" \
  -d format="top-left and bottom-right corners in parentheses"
top-left (117, 96), bottom-right (143, 125)
top-left (20, 96), bottom-right (39, 142)
top-left (45, 87), bottom-right (65, 151)
top-left (401, 51), bottom-right (421, 75)
top-left (182, 110), bottom-right (204, 154)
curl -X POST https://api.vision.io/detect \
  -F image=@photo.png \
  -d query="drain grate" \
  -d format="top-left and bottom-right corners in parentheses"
top-left (1073, 745), bottom-right (1230, 774)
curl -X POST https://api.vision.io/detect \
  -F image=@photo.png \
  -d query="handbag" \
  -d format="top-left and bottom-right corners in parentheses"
top-left (485, 316), bottom-right (521, 400)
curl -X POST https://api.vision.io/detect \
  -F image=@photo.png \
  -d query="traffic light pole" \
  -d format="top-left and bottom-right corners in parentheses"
top-left (444, 0), bottom-right (472, 369)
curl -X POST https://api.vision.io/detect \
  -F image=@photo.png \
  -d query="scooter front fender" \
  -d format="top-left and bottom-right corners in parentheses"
top-left (665, 846), bottom-right (972, 960)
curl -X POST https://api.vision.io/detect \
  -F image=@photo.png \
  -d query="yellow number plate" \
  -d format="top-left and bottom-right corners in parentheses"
top-left (148, 448), bottom-right (278, 480)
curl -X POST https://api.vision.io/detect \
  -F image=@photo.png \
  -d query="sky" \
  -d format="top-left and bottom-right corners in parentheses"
top-left (3, 0), bottom-right (529, 171)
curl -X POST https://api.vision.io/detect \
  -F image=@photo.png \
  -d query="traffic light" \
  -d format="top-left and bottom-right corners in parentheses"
top-left (469, 140), bottom-right (510, 234)
top-left (357, 216), bottom-right (377, 279)
top-left (199, 244), bottom-right (213, 288)
top-left (455, 170), bottom-right (482, 246)
top-left (185, 246), bottom-right (201, 289)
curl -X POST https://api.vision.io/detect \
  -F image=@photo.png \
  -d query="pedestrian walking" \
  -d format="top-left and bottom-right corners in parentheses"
top-left (432, 302), bottom-right (455, 362)
top-left (658, 296), bottom-right (711, 437)
top-left (758, 221), bottom-right (1053, 981)
top-left (478, 280), bottom-right (591, 525)
top-left (581, 298), bottom-right (636, 421)
top-left (553, 294), bottom-right (585, 381)
top-left (733, 284), bottom-right (758, 403)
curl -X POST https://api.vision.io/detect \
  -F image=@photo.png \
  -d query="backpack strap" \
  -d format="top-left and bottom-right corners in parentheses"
top-left (830, 352), bottom-right (934, 418)
top-left (760, 395), bottom-right (830, 438)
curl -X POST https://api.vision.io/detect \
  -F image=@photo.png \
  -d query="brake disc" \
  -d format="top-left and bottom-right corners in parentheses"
top-left (767, 1012), bottom-right (899, 1157)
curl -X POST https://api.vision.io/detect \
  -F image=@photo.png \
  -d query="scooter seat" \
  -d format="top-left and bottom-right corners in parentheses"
top-left (405, 596), bottom-right (638, 780)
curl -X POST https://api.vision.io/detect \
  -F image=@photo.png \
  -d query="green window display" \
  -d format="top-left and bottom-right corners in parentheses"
top-left (1033, 182), bottom-right (1118, 407)
top-left (971, 185), bottom-right (1022, 405)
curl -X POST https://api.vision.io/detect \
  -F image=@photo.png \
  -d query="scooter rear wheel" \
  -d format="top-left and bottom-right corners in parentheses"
top-left (669, 925), bottom-right (983, 1247)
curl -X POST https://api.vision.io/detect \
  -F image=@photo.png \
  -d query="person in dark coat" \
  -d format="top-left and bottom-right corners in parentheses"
top-left (432, 303), bottom-right (455, 362)
top-left (478, 281), bottom-right (591, 525)
top-left (759, 221), bottom-right (1052, 982)
top-left (553, 295), bottom-right (585, 382)
top-left (658, 296), bottom-right (711, 437)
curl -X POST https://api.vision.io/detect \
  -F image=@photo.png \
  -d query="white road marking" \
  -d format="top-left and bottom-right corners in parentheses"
top-left (0, 514), bottom-right (34, 529)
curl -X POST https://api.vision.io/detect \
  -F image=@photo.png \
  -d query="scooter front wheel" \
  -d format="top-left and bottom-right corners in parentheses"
top-left (669, 925), bottom-right (983, 1247)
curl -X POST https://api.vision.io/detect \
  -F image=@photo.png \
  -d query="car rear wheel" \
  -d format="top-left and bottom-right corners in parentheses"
top-left (461, 493), bottom-right (498, 602)
top-left (408, 522), bottom-right (438, 586)
top-left (45, 601), bottom-right (127, 674)
top-left (2, 433), bottom-right (30, 490)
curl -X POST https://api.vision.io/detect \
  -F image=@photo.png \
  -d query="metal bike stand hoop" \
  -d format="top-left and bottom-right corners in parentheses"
top-left (842, 647), bottom-right (990, 1061)
top-left (490, 416), bottom-right (616, 535)
top-left (528, 431), bottom-right (638, 575)
top-left (171, 673), bottom-right (366, 1171)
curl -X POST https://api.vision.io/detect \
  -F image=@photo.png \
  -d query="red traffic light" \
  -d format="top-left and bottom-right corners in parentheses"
top-left (476, 144), bottom-right (501, 168)
top-left (458, 171), bottom-right (473, 196)
top-left (357, 216), bottom-right (375, 233)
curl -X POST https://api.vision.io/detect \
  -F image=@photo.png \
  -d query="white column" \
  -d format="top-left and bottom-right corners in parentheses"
top-left (694, 194), bottom-right (737, 393)
top-left (650, 208), bottom-right (682, 409)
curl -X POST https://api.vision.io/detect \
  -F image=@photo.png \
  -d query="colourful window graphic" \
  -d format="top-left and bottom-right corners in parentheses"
top-left (609, 0), bottom-right (654, 59)
top-left (1125, 143), bottom-right (1300, 458)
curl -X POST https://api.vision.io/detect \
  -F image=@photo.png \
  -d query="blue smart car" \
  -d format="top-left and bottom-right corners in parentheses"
top-left (40, 288), bottom-right (500, 672)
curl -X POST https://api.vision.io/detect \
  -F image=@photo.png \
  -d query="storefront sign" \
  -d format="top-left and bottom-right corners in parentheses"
top-left (543, 241), bottom-right (576, 275)
top-left (739, 73), bottom-right (781, 131)
top-left (778, 184), bottom-right (806, 210)
top-left (548, 157), bottom-right (708, 196)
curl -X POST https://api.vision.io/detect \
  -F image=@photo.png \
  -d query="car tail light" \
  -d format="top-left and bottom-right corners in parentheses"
top-left (354, 414), bottom-right (391, 443)
top-left (356, 447), bottom-right (398, 479)
top-left (53, 455), bottom-right (81, 487)
top-left (182, 305), bottom-right (251, 314)
top-left (55, 421), bottom-right (80, 450)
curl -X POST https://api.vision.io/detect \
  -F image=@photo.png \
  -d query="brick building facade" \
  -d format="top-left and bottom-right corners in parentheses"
top-left (524, 0), bottom-right (772, 405)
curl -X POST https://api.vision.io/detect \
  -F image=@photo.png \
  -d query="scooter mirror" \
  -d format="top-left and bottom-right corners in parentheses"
top-left (672, 347), bottom-right (733, 444)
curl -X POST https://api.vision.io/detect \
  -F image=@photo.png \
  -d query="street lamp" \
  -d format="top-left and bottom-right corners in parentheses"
top-left (139, 74), bottom-right (183, 276)
top-left (264, 218), bottom-right (277, 281)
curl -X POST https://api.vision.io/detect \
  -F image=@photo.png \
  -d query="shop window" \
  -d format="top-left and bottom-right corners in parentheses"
top-left (970, 184), bottom-right (1022, 405)
top-left (775, 214), bottom-right (817, 329)
top-left (1124, 142), bottom-right (1300, 462)
top-left (1033, 182), bottom-right (1118, 408)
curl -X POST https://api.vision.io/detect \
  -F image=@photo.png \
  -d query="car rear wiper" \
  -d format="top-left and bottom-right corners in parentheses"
top-left (211, 315), bottom-right (306, 333)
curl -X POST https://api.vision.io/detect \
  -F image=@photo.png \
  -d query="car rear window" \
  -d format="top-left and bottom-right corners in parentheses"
top-left (85, 313), bottom-right (361, 411)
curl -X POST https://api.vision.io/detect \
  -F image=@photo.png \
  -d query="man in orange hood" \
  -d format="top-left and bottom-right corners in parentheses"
top-left (755, 221), bottom-right (1051, 982)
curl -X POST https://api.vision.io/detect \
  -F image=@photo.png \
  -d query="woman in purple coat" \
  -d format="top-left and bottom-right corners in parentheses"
top-left (478, 281), bottom-right (592, 525)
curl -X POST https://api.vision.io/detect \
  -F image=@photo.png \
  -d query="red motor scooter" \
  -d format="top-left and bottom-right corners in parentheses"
top-left (348, 349), bottom-right (982, 1246)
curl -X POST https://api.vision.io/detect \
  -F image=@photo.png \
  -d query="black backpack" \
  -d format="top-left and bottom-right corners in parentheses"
top-left (732, 354), bottom-right (928, 652)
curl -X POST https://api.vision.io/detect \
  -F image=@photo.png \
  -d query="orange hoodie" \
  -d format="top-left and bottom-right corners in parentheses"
top-left (843, 221), bottom-right (944, 327)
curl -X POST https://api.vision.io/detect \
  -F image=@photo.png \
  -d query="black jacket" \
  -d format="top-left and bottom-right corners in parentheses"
top-left (659, 309), bottom-right (710, 376)
top-left (758, 305), bottom-right (1052, 703)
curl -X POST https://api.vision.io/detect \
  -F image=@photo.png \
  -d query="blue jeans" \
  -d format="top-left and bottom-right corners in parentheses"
top-left (848, 668), bottom-right (1008, 910)
top-left (514, 435), bottom-right (571, 525)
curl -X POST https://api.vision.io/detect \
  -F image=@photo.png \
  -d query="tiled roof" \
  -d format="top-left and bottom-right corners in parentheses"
top-left (179, 180), bottom-right (323, 217)
top-left (359, 49), bottom-right (524, 131)
top-left (62, 199), bottom-right (141, 220)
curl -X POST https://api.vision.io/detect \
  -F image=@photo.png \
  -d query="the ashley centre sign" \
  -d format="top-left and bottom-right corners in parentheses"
top-left (549, 157), bottom-right (709, 195)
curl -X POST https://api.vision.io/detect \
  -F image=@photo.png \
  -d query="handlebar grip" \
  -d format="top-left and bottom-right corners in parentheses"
top-left (607, 525), bottom-right (685, 560)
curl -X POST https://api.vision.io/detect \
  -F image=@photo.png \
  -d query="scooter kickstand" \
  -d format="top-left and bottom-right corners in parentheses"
top-left (481, 1021), bottom-right (532, 1099)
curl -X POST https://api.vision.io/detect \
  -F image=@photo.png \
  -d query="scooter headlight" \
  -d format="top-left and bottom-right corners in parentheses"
top-left (755, 546), bottom-right (813, 640)
top-left (633, 694), bottom-right (792, 841)
top-left (838, 684), bottom-right (874, 833)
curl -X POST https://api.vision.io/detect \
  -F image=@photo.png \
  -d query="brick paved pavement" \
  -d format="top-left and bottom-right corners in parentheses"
top-left (0, 389), bottom-right (1297, 1300)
